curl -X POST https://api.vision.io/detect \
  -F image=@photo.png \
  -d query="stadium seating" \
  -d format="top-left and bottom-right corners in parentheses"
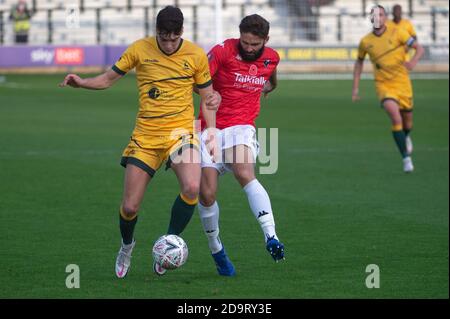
top-left (0, 0), bottom-right (447, 45)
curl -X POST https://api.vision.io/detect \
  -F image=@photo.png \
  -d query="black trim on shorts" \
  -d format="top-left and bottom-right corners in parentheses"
top-left (400, 109), bottom-right (413, 113)
top-left (112, 65), bottom-right (126, 76)
top-left (121, 157), bottom-right (156, 177)
top-left (165, 144), bottom-right (198, 171)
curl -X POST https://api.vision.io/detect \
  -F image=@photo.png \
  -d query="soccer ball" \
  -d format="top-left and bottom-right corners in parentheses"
top-left (152, 234), bottom-right (188, 270)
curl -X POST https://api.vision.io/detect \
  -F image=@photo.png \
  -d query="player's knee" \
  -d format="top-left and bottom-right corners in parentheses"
top-left (234, 169), bottom-right (255, 186)
top-left (121, 203), bottom-right (139, 219)
top-left (199, 191), bottom-right (216, 207)
top-left (404, 123), bottom-right (413, 130)
top-left (181, 181), bottom-right (200, 200)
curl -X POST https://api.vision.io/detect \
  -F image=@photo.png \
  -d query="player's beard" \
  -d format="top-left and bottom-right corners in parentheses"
top-left (238, 42), bottom-right (265, 61)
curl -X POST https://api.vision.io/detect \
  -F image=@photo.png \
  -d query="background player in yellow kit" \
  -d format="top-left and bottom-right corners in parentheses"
top-left (386, 4), bottom-right (417, 40)
top-left (59, 6), bottom-right (220, 278)
top-left (386, 4), bottom-right (417, 63)
top-left (352, 5), bottom-right (424, 173)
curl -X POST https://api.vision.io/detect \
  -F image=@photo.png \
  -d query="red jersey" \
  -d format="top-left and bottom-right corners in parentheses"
top-left (199, 38), bottom-right (280, 130)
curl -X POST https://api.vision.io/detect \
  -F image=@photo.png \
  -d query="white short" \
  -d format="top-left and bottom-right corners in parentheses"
top-left (200, 125), bottom-right (259, 175)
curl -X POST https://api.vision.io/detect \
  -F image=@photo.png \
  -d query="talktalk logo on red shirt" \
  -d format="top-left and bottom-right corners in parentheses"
top-left (234, 72), bottom-right (267, 86)
top-left (55, 48), bottom-right (84, 65)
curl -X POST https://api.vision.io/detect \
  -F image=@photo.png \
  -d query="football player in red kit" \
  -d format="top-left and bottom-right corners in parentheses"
top-left (198, 14), bottom-right (284, 276)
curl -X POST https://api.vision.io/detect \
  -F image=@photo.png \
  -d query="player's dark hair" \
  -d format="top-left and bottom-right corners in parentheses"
top-left (156, 6), bottom-right (184, 35)
top-left (239, 14), bottom-right (270, 38)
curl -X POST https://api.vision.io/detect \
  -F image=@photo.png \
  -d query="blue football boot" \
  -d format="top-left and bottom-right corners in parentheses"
top-left (266, 236), bottom-right (285, 262)
top-left (212, 247), bottom-right (236, 276)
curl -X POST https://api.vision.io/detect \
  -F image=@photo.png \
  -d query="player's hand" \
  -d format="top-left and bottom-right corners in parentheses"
top-left (404, 61), bottom-right (416, 71)
top-left (352, 88), bottom-right (361, 102)
top-left (59, 74), bottom-right (83, 88)
top-left (205, 128), bottom-right (220, 163)
top-left (205, 91), bottom-right (221, 111)
top-left (262, 81), bottom-right (273, 98)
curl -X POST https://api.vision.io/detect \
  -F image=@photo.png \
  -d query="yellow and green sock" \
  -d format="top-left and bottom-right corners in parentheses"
top-left (392, 124), bottom-right (408, 158)
top-left (167, 194), bottom-right (198, 235)
top-left (119, 207), bottom-right (137, 245)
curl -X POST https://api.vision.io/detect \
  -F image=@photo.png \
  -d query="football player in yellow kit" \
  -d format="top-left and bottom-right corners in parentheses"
top-left (352, 5), bottom-right (424, 173)
top-left (387, 4), bottom-right (417, 62)
top-left (59, 6), bottom-right (220, 278)
top-left (386, 4), bottom-right (417, 40)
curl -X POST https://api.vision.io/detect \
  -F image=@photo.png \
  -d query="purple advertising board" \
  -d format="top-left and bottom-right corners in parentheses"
top-left (0, 45), bottom-right (127, 67)
top-left (105, 46), bottom-right (127, 66)
top-left (0, 44), bottom-right (447, 67)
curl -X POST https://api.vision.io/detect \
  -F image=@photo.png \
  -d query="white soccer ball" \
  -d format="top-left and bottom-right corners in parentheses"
top-left (152, 234), bottom-right (188, 270)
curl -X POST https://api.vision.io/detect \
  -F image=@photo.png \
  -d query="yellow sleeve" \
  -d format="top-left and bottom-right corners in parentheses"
top-left (112, 42), bottom-right (138, 75)
top-left (357, 39), bottom-right (367, 60)
top-left (407, 20), bottom-right (417, 38)
top-left (398, 28), bottom-right (415, 47)
top-left (194, 49), bottom-right (212, 88)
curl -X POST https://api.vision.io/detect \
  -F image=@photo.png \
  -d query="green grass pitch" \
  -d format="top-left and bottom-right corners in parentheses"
top-left (0, 75), bottom-right (448, 298)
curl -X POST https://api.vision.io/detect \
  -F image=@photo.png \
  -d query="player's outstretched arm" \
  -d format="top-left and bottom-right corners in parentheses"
top-left (352, 59), bottom-right (364, 102)
top-left (59, 69), bottom-right (122, 90)
top-left (404, 41), bottom-right (424, 71)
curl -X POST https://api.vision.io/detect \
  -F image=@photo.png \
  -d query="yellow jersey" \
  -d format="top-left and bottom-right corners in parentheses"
top-left (357, 25), bottom-right (415, 84)
top-left (113, 37), bottom-right (212, 135)
top-left (386, 19), bottom-right (417, 38)
top-left (386, 19), bottom-right (417, 62)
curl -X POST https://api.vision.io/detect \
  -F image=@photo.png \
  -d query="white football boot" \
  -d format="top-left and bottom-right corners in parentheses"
top-left (115, 239), bottom-right (136, 278)
top-left (406, 136), bottom-right (413, 155)
top-left (403, 156), bottom-right (414, 173)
